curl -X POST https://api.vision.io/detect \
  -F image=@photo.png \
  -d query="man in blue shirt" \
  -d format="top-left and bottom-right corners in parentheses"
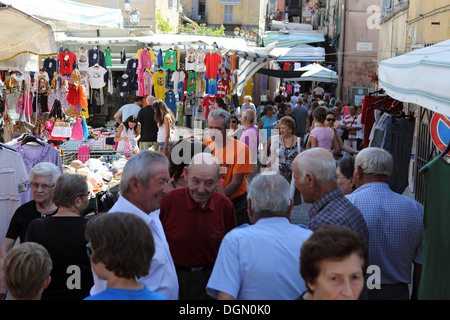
top-left (346, 147), bottom-right (423, 300)
top-left (291, 98), bottom-right (310, 140)
top-left (113, 96), bottom-right (144, 125)
top-left (206, 174), bottom-right (312, 300)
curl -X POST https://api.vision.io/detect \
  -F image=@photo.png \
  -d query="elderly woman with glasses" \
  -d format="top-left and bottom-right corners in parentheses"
top-left (25, 174), bottom-right (94, 300)
top-left (227, 115), bottom-right (243, 140)
top-left (0, 162), bottom-right (61, 300)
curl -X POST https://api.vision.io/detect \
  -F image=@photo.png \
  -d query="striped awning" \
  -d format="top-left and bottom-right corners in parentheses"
top-left (262, 31), bottom-right (325, 48)
top-left (270, 44), bottom-right (325, 62)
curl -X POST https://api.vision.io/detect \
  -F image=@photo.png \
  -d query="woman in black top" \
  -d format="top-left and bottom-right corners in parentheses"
top-left (25, 174), bottom-right (93, 300)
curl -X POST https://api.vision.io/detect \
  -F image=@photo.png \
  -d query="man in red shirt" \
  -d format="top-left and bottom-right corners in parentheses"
top-left (159, 152), bottom-right (236, 300)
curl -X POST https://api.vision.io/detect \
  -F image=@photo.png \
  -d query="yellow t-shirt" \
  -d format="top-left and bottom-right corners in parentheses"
top-left (152, 70), bottom-right (166, 100)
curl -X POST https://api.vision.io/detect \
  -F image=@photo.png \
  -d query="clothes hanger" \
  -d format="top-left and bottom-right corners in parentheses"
top-left (21, 134), bottom-right (45, 146)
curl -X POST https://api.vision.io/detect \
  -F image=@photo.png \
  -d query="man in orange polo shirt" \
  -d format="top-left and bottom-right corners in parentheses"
top-left (204, 109), bottom-right (253, 226)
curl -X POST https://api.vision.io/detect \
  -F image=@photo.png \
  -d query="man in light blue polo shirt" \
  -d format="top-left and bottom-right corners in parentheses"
top-left (206, 174), bottom-right (313, 300)
top-left (113, 96), bottom-right (144, 124)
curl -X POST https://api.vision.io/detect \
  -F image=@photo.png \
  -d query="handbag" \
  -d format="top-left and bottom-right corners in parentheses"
top-left (169, 120), bottom-right (180, 143)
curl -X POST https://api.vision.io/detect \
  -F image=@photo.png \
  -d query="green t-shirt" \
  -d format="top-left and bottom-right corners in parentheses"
top-left (163, 50), bottom-right (177, 71)
top-left (187, 70), bottom-right (197, 93)
top-left (418, 155), bottom-right (450, 299)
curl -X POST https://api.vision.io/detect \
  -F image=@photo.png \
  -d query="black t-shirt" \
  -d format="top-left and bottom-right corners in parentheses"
top-left (6, 200), bottom-right (57, 243)
top-left (25, 216), bottom-right (94, 300)
top-left (137, 105), bottom-right (158, 142)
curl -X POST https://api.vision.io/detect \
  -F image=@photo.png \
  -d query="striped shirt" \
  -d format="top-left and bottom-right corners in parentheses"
top-left (346, 182), bottom-right (423, 285)
top-left (342, 114), bottom-right (358, 141)
top-left (308, 188), bottom-right (369, 243)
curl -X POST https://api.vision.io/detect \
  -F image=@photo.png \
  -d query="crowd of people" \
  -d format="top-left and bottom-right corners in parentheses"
top-left (0, 86), bottom-right (424, 301)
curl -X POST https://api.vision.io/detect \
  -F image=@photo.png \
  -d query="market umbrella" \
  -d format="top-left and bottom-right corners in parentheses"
top-left (0, 3), bottom-right (56, 70)
top-left (378, 39), bottom-right (450, 117)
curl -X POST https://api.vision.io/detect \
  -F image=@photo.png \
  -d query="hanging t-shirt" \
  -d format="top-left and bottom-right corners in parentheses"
top-left (194, 98), bottom-right (205, 120)
top-left (118, 74), bottom-right (132, 100)
top-left (185, 48), bottom-right (197, 71)
top-left (152, 70), bottom-right (166, 100)
top-left (139, 70), bottom-right (153, 97)
top-left (217, 79), bottom-right (230, 99)
top-left (57, 51), bottom-right (77, 75)
top-left (126, 58), bottom-right (139, 91)
top-left (165, 70), bottom-right (175, 90)
top-left (163, 49), bottom-right (178, 71)
top-left (196, 49), bottom-right (206, 73)
top-left (157, 49), bottom-right (164, 68)
top-left (182, 93), bottom-right (195, 116)
top-left (204, 52), bottom-right (222, 79)
top-left (34, 71), bottom-right (50, 94)
top-left (203, 95), bottom-right (216, 119)
top-left (171, 70), bottom-right (185, 87)
top-left (43, 58), bottom-right (57, 82)
top-left (88, 48), bottom-right (106, 68)
top-left (164, 90), bottom-right (176, 114)
top-left (105, 47), bottom-right (112, 67)
top-left (205, 74), bottom-right (219, 95)
top-left (187, 70), bottom-right (197, 93)
top-left (88, 65), bottom-right (107, 89)
top-left (419, 155), bottom-right (450, 300)
top-left (77, 48), bottom-right (89, 73)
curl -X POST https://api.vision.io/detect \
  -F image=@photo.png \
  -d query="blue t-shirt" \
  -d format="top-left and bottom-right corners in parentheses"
top-left (84, 287), bottom-right (167, 300)
top-left (260, 115), bottom-right (278, 142)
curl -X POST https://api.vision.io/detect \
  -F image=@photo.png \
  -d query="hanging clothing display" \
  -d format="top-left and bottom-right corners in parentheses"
top-left (419, 155), bottom-right (450, 300)
top-left (152, 70), bottom-right (166, 100)
top-left (186, 70), bottom-right (197, 93)
top-left (126, 58), bottom-right (139, 91)
top-left (105, 47), bottom-right (112, 67)
top-left (0, 147), bottom-right (28, 245)
top-left (120, 48), bottom-right (126, 64)
top-left (163, 49), bottom-right (177, 71)
top-left (88, 47), bottom-right (106, 68)
top-left (185, 47), bottom-right (196, 71)
top-left (57, 50), bottom-right (77, 75)
top-left (118, 73), bottom-right (132, 101)
top-left (164, 90), bottom-right (176, 114)
top-left (202, 95), bottom-right (216, 120)
top-left (138, 70), bottom-right (153, 97)
top-left (87, 65), bottom-right (107, 89)
top-left (77, 48), bottom-right (89, 73)
top-left (204, 52), bottom-right (222, 79)
top-left (195, 48), bottom-right (206, 73)
top-left (43, 57), bottom-right (57, 82)
top-left (137, 48), bottom-right (155, 77)
top-left (165, 70), bottom-right (175, 90)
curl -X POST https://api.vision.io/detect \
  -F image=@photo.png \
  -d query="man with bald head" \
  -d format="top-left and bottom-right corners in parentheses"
top-left (160, 153), bottom-right (237, 300)
top-left (292, 148), bottom-right (368, 243)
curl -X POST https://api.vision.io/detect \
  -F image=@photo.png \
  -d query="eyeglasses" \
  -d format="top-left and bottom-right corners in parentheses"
top-left (78, 191), bottom-right (91, 199)
top-left (30, 182), bottom-right (54, 190)
top-left (326, 118), bottom-right (336, 122)
top-left (86, 243), bottom-right (93, 257)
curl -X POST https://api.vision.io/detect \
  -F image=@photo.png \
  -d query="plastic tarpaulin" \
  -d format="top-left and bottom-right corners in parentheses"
top-left (1, 0), bottom-right (123, 30)
top-left (0, 4), bottom-right (56, 71)
top-left (291, 63), bottom-right (338, 82)
top-left (378, 39), bottom-right (450, 117)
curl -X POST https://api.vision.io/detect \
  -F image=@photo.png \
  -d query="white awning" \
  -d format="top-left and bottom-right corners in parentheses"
top-left (379, 40), bottom-right (450, 117)
top-left (1, 0), bottom-right (123, 30)
top-left (271, 44), bottom-right (325, 62)
top-left (291, 63), bottom-right (338, 82)
top-left (0, 4), bottom-right (57, 70)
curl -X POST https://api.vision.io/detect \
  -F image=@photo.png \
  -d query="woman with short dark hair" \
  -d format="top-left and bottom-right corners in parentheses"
top-left (300, 225), bottom-right (368, 300)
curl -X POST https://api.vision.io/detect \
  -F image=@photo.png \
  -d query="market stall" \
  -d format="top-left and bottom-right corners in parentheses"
top-left (378, 39), bottom-right (450, 300)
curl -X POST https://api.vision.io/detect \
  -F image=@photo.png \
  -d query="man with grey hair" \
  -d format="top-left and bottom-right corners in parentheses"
top-left (160, 152), bottom-right (236, 300)
top-left (204, 109), bottom-right (253, 226)
top-left (346, 147), bottom-right (423, 300)
top-left (206, 174), bottom-right (313, 300)
top-left (89, 151), bottom-right (179, 300)
top-left (137, 95), bottom-right (158, 151)
top-left (239, 109), bottom-right (259, 184)
top-left (292, 148), bottom-right (368, 243)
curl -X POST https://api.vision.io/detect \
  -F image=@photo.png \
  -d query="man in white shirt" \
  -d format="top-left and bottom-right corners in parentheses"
top-left (114, 96), bottom-right (144, 124)
top-left (89, 151), bottom-right (179, 300)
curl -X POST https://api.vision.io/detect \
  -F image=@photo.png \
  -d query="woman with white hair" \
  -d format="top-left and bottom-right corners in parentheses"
top-left (0, 162), bottom-right (61, 300)
top-left (239, 95), bottom-right (256, 118)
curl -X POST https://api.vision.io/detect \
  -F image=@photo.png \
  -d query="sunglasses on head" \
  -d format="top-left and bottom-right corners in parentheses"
top-left (326, 118), bottom-right (336, 122)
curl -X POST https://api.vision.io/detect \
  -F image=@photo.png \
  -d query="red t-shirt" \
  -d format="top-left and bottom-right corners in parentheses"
top-left (159, 187), bottom-right (236, 267)
top-left (204, 53), bottom-right (222, 79)
top-left (203, 95), bottom-right (216, 119)
top-left (57, 51), bottom-right (77, 75)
